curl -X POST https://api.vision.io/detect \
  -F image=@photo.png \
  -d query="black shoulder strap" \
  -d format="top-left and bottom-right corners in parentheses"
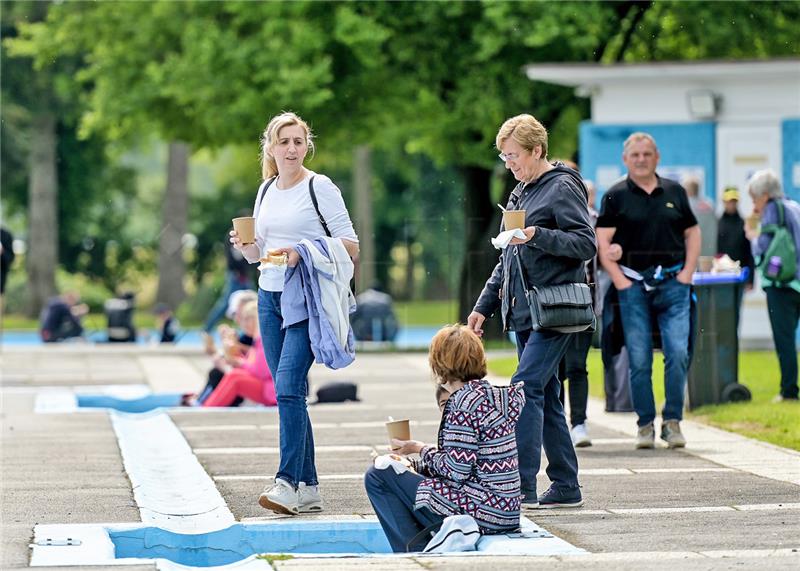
top-left (255, 177), bottom-right (277, 215)
top-left (308, 175), bottom-right (332, 237)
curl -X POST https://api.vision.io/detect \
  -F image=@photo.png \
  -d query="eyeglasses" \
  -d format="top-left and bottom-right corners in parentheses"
top-left (498, 152), bottom-right (520, 162)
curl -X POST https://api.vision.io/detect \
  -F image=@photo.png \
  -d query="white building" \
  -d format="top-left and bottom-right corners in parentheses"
top-left (525, 59), bottom-right (800, 216)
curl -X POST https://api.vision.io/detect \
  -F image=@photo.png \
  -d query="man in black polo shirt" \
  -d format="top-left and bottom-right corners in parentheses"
top-left (596, 132), bottom-right (700, 450)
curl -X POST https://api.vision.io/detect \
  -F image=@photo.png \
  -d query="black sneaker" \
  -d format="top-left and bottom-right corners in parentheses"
top-left (535, 485), bottom-right (584, 509)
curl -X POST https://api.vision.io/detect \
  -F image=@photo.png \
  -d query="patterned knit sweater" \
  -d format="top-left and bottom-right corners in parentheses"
top-left (413, 380), bottom-right (525, 533)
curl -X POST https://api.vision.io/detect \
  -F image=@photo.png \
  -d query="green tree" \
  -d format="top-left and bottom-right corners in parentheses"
top-left (3, 1), bottom-right (135, 313)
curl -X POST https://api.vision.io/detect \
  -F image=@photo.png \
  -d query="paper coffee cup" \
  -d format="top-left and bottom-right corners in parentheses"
top-left (385, 419), bottom-right (411, 443)
top-left (698, 256), bottom-right (714, 273)
top-left (232, 217), bottom-right (256, 245)
top-left (503, 210), bottom-right (526, 230)
top-left (746, 215), bottom-right (760, 232)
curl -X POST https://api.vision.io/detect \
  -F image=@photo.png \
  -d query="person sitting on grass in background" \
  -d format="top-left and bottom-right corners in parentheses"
top-left (153, 303), bottom-right (180, 344)
top-left (364, 325), bottom-right (525, 552)
top-left (200, 300), bottom-right (276, 407)
top-left (40, 291), bottom-right (88, 343)
top-left (193, 290), bottom-right (259, 406)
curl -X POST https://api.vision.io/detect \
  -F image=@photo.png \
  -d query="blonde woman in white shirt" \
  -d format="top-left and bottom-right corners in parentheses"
top-left (230, 112), bottom-right (359, 515)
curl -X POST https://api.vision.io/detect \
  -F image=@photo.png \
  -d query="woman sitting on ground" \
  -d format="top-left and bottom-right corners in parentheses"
top-left (364, 324), bottom-right (525, 552)
top-left (194, 290), bottom-right (259, 405)
top-left (201, 300), bottom-right (276, 407)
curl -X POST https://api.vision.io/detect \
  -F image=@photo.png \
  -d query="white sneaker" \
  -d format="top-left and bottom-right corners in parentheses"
top-left (258, 479), bottom-right (300, 515)
top-left (635, 422), bottom-right (655, 449)
top-left (297, 483), bottom-right (324, 513)
top-left (570, 423), bottom-right (592, 448)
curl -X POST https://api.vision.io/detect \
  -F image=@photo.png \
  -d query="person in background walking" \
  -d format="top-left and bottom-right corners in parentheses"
top-left (560, 179), bottom-right (598, 448)
top-left (204, 222), bottom-right (255, 333)
top-left (684, 175), bottom-right (717, 257)
top-left (230, 111), bottom-right (359, 515)
top-left (746, 169), bottom-right (800, 402)
top-left (717, 186), bottom-right (755, 326)
top-left (596, 132), bottom-right (700, 450)
top-left (1, 226), bottom-right (15, 313)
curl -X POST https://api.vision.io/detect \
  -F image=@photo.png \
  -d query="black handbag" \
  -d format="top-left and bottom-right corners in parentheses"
top-left (514, 251), bottom-right (595, 333)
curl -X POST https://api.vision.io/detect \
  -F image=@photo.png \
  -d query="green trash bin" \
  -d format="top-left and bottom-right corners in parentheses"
top-left (687, 269), bottom-right (752, 409)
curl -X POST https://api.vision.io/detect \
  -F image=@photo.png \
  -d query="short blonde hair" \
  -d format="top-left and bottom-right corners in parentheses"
top-left (428, 325), bottom-right (487, 384)
top-left (260, 111), bottom-right (315, 180)
top-left (239, 300), bottom-right (258, 321)
top-left (623, 132), bottom-right (658, 154)
top-left (496, 114), bottom-right (548, 159)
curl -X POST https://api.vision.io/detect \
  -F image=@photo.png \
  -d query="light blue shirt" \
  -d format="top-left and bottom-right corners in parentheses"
top-left (281, 239), bottom-right (356, 369)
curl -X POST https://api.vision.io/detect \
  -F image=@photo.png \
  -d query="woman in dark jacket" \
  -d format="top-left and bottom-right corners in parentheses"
top-left (468, 114), bottom-right (596, 510)
top-left (364, 325), bottom-right (525, 552)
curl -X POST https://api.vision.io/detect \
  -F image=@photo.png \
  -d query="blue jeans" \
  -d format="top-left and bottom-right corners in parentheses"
top-left (617, 278), bottom-right (691, 426)
top-left (512, 329), bottom-right (579, 496)
top-left (364, 466), bottom-right (444, 552)
top-left (258, 289), bottom-right (317, 487)
top-left (204, 271), bottom-right (250, 332)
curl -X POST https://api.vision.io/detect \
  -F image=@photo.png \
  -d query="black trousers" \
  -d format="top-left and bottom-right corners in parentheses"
top-left (765, 287), bottom-right (800, 399)
top-left (558, 330), bottom-right (593, 427)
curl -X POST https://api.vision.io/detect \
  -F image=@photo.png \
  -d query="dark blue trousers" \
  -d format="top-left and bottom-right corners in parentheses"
top-left (512, 329), bottom-right (580, 496)
top-left (364, 466), bottom-right (444, 552)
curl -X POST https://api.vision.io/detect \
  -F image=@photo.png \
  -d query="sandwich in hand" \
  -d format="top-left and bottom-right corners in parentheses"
top-left (258, 249), bottom-right (288, 270)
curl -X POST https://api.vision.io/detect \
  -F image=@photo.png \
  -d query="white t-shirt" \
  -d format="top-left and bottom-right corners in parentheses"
top-left (250, 171), bottom-right (359, 292)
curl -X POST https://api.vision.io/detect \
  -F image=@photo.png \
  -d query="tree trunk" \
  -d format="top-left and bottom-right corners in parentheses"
top-left (26, 113), bottom-right (58, 316)
top-left (457, 165), bottom-right (504, 340)
top-left (155, 141), bottom-right (189, 310)
top-left (352, 145), bottom-right (375, 292)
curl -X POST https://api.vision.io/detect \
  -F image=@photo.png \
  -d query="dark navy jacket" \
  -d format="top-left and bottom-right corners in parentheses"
top-left (473, 163), bottom-right (596, 331)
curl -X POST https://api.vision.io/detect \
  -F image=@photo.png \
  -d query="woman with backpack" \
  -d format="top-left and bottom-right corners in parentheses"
top-left (747, 169), bottom-right (800, 402)
top-left (230, 111), bottom-right (359, 515)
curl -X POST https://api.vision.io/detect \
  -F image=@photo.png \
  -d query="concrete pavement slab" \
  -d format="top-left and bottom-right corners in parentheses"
top-left (3, 348), bottom-right (799, 570)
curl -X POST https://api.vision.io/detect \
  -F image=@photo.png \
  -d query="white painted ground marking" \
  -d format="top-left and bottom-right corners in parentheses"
top-left (531, 502), bottom-right (800, 516)
top-left (196, 445), bottom-right (374, 455)
top-left (215, 468), bottom-right (749, 482)
top-left (609, 506), bottom-right (736, 515)
top-left (180, 424), bottom-right (260, 432)
top-left (631, 468), bottom-right (736, 474)
top-left (110, 411), bottom-right (235, 533)
top-left (586, 438), bottom-right (635, 444)
top-left (732, 502), bottom-right (800, 511)
top-left (179, 420), bottom-right (441, 433)
top-left (215, 474), bottom-right (366, 482)
top-left (170, 401), bottom-right (437, 413)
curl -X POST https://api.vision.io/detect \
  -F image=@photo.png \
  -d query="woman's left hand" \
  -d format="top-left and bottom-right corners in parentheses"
top-left (272, 247), bottom-right (300, 267)
top-left (676, 268), bottom-right (694, 285)
top-left (509, 226), bottom-right (536, 245)
top-left (390, 439), bottom-right (425, 455)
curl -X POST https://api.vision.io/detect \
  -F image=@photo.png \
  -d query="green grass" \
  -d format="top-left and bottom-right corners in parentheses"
top-left (488, 349), bottom-right (800, 451)
top-left (394, 300), bottom-right (458, 327)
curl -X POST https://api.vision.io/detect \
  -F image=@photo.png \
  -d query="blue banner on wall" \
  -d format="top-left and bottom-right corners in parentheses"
top-left (783, 119), bottom-right (800, 201)
top-left (579, 122), bottom-right (716, 207)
